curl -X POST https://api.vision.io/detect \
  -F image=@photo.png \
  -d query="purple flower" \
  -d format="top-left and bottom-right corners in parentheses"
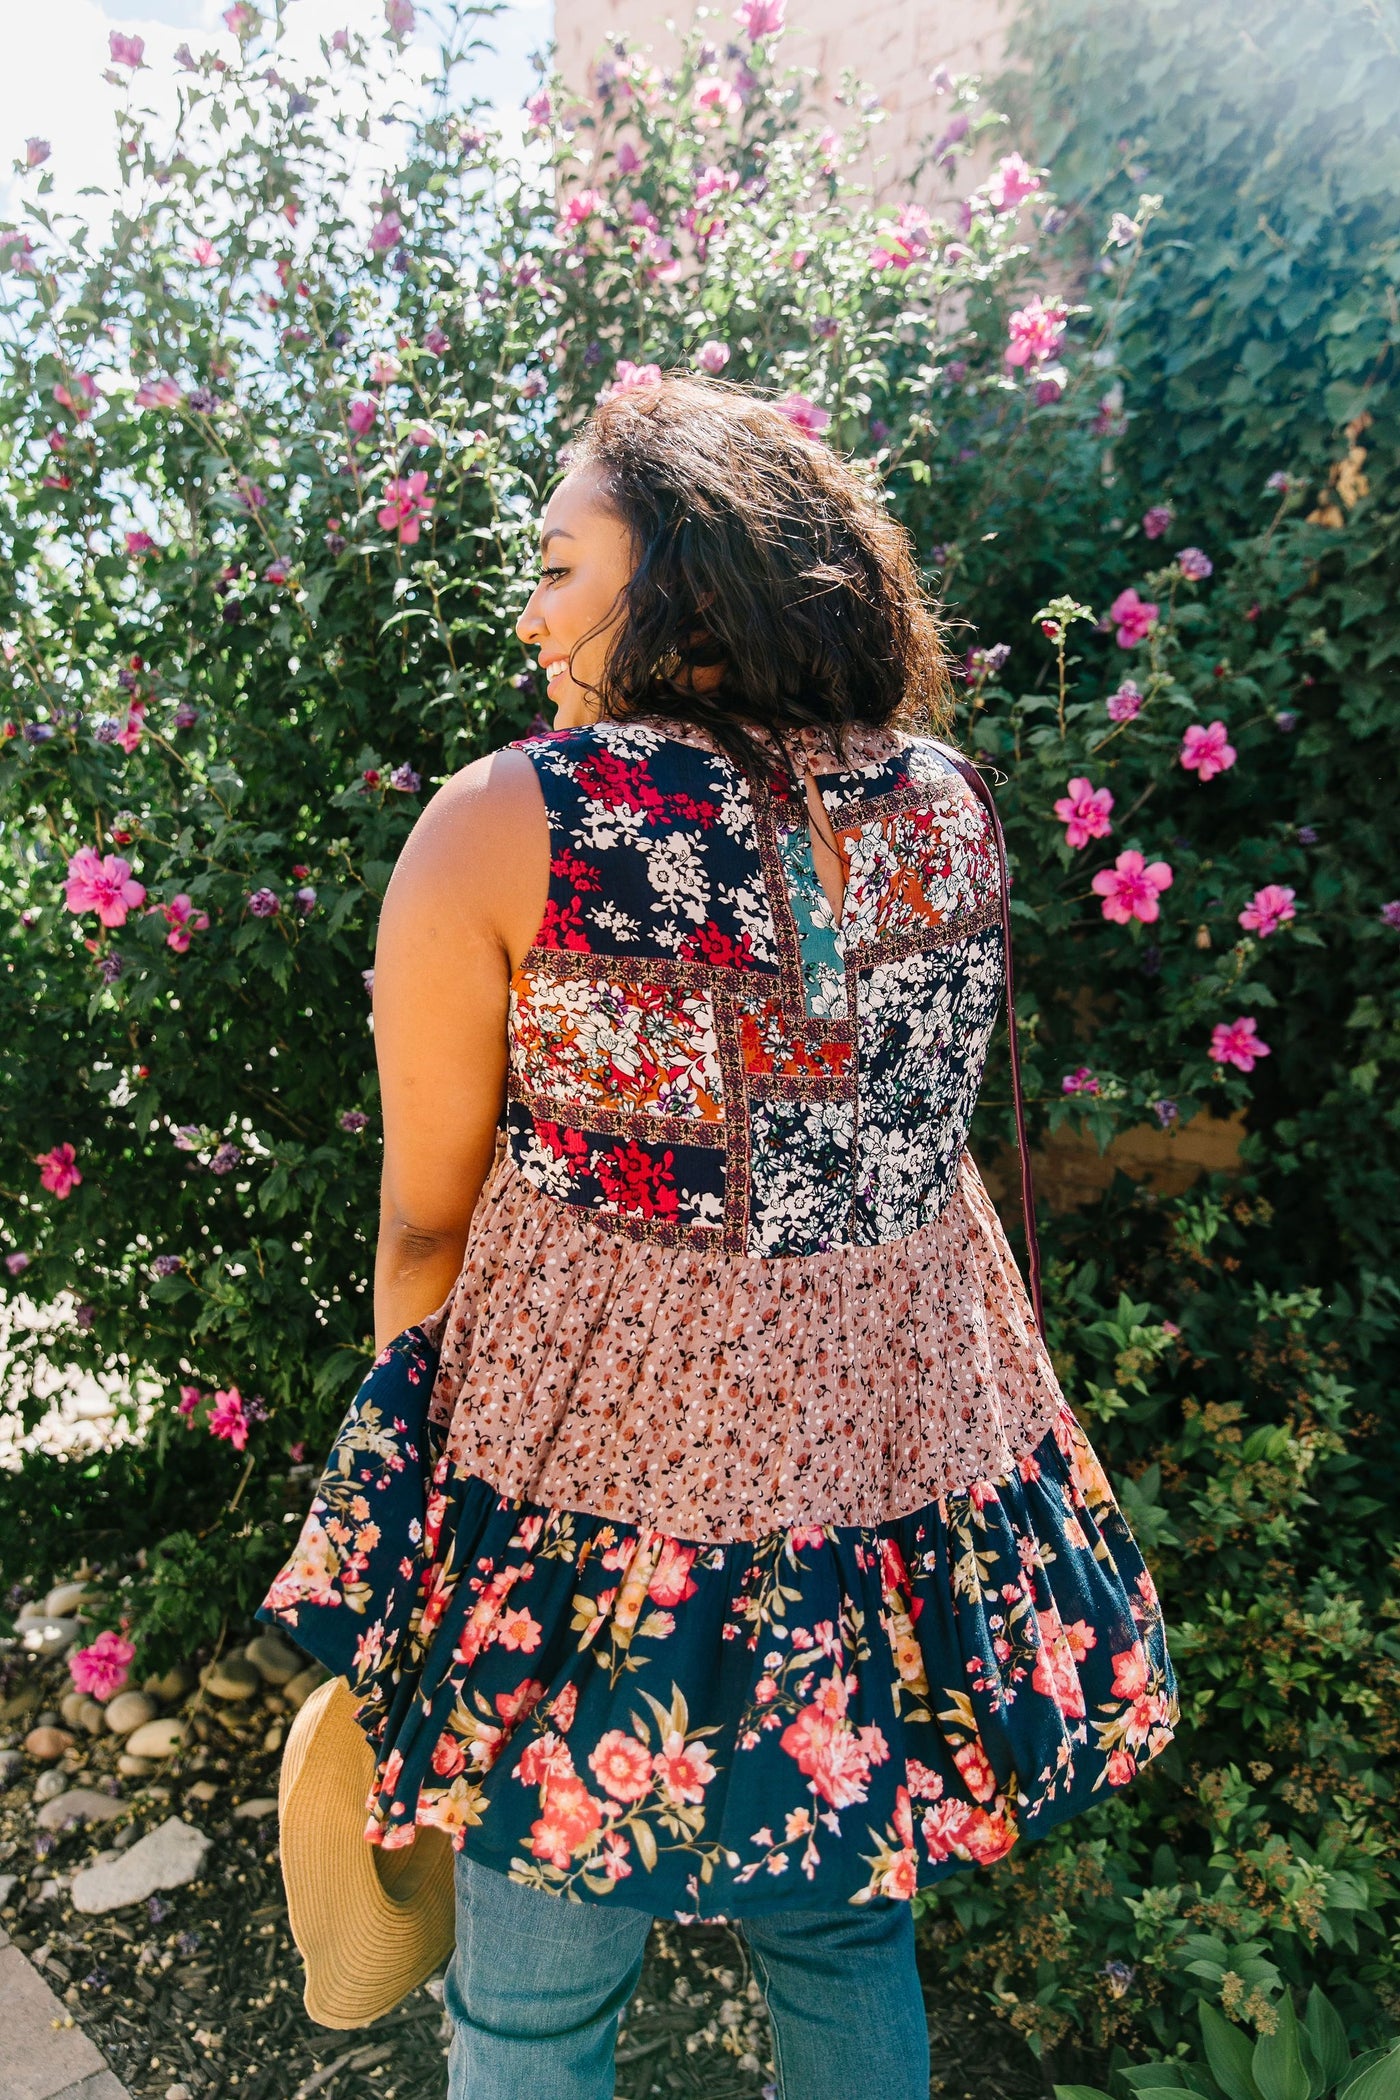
top-left (1380, 900), bottom-right (1400, 929)
top-left (151, 1254), bottom-right (182, 1277)
top-left (23, 723), bottom-right (54, 745)
top-left (1264, 470), bottom-right (1293, 495)
top-left (209, 1142), bottom-right (243, 1175)
top-left (1152, 1098), bottom-right (1178, 1127)
top-left (147, 1897), bottom-right (169, 1925)
top-left (174, 702), bottom-right (199, 729)
top-left (339, 1109), bottom-right (369, 1133)
top-left (96, 951), bottom-right (124, 984)
top-left (186, 386), bottom-right (217, 415)
top-left (511, 671), bottom-right (534, 690)
top-left (388, 763), bottom-right (421, 793)
top-left (75, 1303), bottom-right (97, 1330)
top-left (293, 885), bottom-right (317, 914)
top-left (172, 1125), bottom-right (202, 1151)
top-left (362, 967), bottom-right (376, 994)
top-left (962, 643), bottom-right (1010, 683)
top-left (5, 1252), bottom-right (30, 1276)
top-left (1142, 504), bottom-right (1173, 540)
top-left (1297, 826), bottom-right (1319, 846)
top-left (1177, 546), bottom-right (1213, 581)
top-left (1105, 680), bottom-right (1144, 723)
top-left (247, 887), bottom-right (280, 916)
top-left (92, 716), bottom-right (122, 744)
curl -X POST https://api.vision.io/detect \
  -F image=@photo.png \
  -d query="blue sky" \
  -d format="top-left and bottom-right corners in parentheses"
top-left (2, 0), bottom-right (546, 223)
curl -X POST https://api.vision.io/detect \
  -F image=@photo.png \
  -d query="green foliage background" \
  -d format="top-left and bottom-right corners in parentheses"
top-left (0, 0), bottom-right (1397, 2080)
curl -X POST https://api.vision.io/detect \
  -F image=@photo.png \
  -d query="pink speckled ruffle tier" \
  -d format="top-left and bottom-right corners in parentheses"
top-left (423, 1144), bottom-right (1063, 1543)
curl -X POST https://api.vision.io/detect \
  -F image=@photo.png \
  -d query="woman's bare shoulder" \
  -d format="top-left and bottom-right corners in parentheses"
top-left (380, 745), bottom-right (548, 964)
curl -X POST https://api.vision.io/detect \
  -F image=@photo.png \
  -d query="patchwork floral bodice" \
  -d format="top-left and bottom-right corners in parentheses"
top-left (505, 715), bottom-right (1004, 1258)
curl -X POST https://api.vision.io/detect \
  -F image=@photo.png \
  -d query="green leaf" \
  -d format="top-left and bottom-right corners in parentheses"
top-left (1304, 1990), bottom-right (1352, 2092)
top-left (1201, 2005), bottom-right (1262, 2100)
top-left (1053, 2088), bottom-right (1115, 2100)
top-left (1253, 1999), bottom-right (1310, 2100)
top-left (1343, 2053), bottom-right (1400, 2100)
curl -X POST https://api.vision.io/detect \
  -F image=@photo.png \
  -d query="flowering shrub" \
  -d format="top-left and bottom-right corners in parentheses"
top-left (0, 0), bottom-right (1397, 2074)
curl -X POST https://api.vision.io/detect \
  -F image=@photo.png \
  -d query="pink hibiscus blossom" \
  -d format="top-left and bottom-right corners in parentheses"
top-left (189, 238), bottom-right (218, 268)
top-left (1053, 776), bottom-right (1114, 849)
top-left (1209, 1016), bottom-right (1271, 1073)
top-left (347, 395), bottom-right (378, 436)
top-left (54, 375), bottom-right (97, 418)
top-left (776, 392), bottom-right (831, 438)
top-left (560, 186), bottom-right (605, 230)
top-left (368, 209), bottom-right (404, 254)
top-left (1108, 588), bottom-right (1158, 648)
top-left (384, 0), bottom-right (415, 33)
top-left (159, 894), bottom-right (211, 952)
top-left (26, 138), bottom-right (52, 168)
top-left (986, 152), bottom-right (1042, 212)
top-left (109, 31), bottom-right (146, 67)
top-left (1062, 1066), bottom-right (1100, 1095)
top-left (695, 339), bottom-right (730, 374)
top-left (1091, 849), bottom-right (1174, 926)
top-left (36, 1143), bottom-right (82, 1199)
top-left (209, 1385), bottom-right (250, 1450)
top-left (1238, 884), bottom-right (1296, 937)
top-left (1004, 295), bottom-right (1068, 369)
top-left (69, 1630), bottom-right (135, 1701)
top-left (135, 376), bottom-right (183, 410)
top-left (377, 471), bottom-right (434, 545)
top-left (1142, 504), bottom-right (1173, 540)
top-left (692, 75), bottom-right (743, 125)
top-left (65, 846), bottom-right (146, 927)
top-left (1179, 720), bottom-right (1237, 781)
top-left (1106, 679), bottom-right (1143, 722)
top-left (602, 359), bottom-right (663, 401)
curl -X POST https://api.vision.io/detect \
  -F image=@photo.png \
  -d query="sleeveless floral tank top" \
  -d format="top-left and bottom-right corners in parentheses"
top-left (261, 711), bottom-right (1177, 1924)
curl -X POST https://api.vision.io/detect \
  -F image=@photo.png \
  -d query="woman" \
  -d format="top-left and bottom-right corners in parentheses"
top-left (265, 376), bottom-right (1176, 2098)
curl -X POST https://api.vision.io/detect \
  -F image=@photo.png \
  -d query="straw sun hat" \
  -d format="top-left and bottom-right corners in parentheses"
top-left (279, 1676), bottom-right (456, 2028)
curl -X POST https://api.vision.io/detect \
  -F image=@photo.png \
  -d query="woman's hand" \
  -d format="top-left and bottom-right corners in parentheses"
top-left (371, 746), bottom-right (548, 1350)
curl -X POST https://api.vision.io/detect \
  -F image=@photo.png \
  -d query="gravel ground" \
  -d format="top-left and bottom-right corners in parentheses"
top-left (1, 1641), bottom-right (1046, 2100)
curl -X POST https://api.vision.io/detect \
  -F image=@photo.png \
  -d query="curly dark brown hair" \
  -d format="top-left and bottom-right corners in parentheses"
top-left (560, 374), bottom-right (953, 788)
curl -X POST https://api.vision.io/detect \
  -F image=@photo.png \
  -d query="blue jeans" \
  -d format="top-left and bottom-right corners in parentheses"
top-left (444, 1852), bottom-right (929, 2100)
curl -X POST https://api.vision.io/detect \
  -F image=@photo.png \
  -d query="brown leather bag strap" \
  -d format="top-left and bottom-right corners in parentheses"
top-left (933, 742), bottom-right (1045, 1335)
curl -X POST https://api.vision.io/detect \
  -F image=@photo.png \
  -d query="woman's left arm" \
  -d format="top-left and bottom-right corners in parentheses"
top-left (370, 748), bottom-right (548, 1350)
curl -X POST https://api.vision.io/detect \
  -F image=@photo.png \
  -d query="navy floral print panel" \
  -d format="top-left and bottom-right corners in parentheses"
top-left (260, 1331), bottom-right (1178, 1920)
top-left (504, 720), bottom-right (1003, 1255)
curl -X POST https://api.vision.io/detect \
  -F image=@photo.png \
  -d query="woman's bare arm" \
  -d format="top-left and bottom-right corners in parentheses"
top-left (371, 747), bottom-right (548, 1349)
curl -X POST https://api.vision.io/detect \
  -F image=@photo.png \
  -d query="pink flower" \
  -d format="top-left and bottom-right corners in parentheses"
top-left (1238, 884), bottom-right (1296, 937)
top-left (423, 325), bottom-right (449, 356)
top-left (384, 0), bottom-right (415, 33)
top-left (589, 1729), bottom-right (653, 1802)
top-left (1106, 679), bottom-right (1143, 722)
top-left (1108, 588), bottom-right (1158, 648)
top-left (869, 203), bottom-right (933, 271)
top-left (692, 341), bottom-right (731, 382)
top-left (134, 376), bottom-right (183, 410)
top-left (36, 1144), bottom-right (82, 1199)
top-left (65, 847), bottom-right (146, 927)
top-left (263, 557), bottom-right (291, 584)
top-left (1179, 720), bottom-right (1236, 781)
top-left (236, 478), bottom-right (266, 510)
top-left (54, 375), bottom-right (98, 418)
top-left (734, 0), bottom-right (786, 33)
top-left (347, 395), bottom-right (378, 436)
top-left (177, 1384), bottom-right (201, 1418)
top-left (1053, 776), bottom-right (1114, 849)
top-left (653, 1731), bottom-right (717, 1805)
top-left (693, 75), bottom-right (742, 125)
top-left (524, 89), bottom-right (552, 130)
top-left (189, 238), bottom-right (218, 268)
top-left (776, 392), bottom-right (831, 438)
top-left (117, 701), bottom-right (145, 754)
top-left (561, 186), bottom-right (605, 228)
top-left (616, 141), bottom-right (643, 175)
top-left (1091, 849), bottom-right (1174, 925)
top-left (1005, 295), bottom-right (1068, 369)
top-left (1177, 545), bottom-right (1213, 580)
top-left (222, 3), bottom-right (257, 32)
top-left (1062, 1066), bottom-right (1100, 1095)
top-left (376, 471), bottom-right (434, 545)
top-left (209, 1386), bottom-right (250, 1451)
top-left (1142, 504), bottom-right (1173, 540)
top-left (986, 152), bottom-right (1042, 212)
top-left (368, 209), bottom-right (404, 254)
top-left (1209, 1016), bottom-right (1271, 1073)
top-left (601, 359), bottom-right (663, 402)
top-left (26, 139), bottom-right (51, 168)
top-left (109, 31), bottom-right (146, 67)
top-left (369, 352), bottom-right (401, 386)
top-left (124, 530), bottom-right (156, 559)
top-left (69, 1630), bottom-right (135, 1702)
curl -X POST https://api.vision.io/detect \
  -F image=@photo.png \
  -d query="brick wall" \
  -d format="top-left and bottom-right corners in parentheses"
top-left (554, 0), bottom-right (1014, 196)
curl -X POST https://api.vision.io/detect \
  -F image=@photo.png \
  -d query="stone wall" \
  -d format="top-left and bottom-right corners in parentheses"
top-left (553, 0), bottom-right (1015, 195)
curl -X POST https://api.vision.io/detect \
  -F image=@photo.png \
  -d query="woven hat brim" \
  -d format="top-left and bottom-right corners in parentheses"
top-left (279, 1677), bottom-right (456, 2029)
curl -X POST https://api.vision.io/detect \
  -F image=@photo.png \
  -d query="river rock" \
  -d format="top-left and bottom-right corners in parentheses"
top-left (60, 1691), bottom-right (88, 1728)
top-left (24, 1726), bottom-right (74, 1762)
top-left (44, 1581), bottom-right (92, 1620)
top-left (15, 1601), bottom-right (53, 1628)
top-left (117, 1753), bottom-right (156, 1779)
top-left (33, 1769), bottom-right (69, 1804)
top-left (36, 1787), bottom-right (124, 1831)
top-left (284, 1663), bottom-right (330, 1711)
top-left (79, 1699), bottom-right (107, 1736)
top-left (245, 1631), bottom-right (301, 1685)
top-left (70, 1816), bottom-right (211, 1914)
top-left (204, 1655), bottom-right (260, 1702)
top-left (20, 1619), bottom-right (81, 1658)
top-left (105, 1692), bottom-right (157, 1737)
top-left (125, 1717), bottom-right (188, 1760)
top-left (232, 1796), bottom-right (279, 1820)
top-left (0, 1684), bottom-right (41, 1725)
top-left (142, 1664), bottom-right (194, 1704)
top-left (185, 1780), bottom-right (218, 1804)
top-left (0, 1749), bottom-right (22, 1785)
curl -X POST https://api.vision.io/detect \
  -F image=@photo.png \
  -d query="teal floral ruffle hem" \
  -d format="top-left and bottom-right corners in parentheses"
top-left (259, 1329), bottom-right (1177, 1919)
